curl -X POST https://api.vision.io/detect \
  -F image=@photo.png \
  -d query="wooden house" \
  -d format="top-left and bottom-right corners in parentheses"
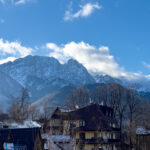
top-left (45, 103), bottom-right (121, 150)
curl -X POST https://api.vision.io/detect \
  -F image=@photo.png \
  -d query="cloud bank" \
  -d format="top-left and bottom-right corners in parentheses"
top-left (64, 3), bottom-right (102, 21)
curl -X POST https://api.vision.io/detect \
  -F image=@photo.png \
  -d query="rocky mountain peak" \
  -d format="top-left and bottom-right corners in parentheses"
top-left (0, 55), bottom-right (95, 102)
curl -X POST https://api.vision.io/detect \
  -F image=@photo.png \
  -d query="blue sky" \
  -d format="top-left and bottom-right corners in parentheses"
top-left (0, 0), bottom-right (150, 79)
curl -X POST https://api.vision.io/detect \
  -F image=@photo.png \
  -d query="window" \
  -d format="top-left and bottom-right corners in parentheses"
top-left (82, 121), bottom-right (85, 126)
top-left (79, 121), bottom-right (85, 127)
top-left (79, 132), bottom-right (85, 139)
top-left (70, 121), bottom-right (76, 128)
top-left (112, 123), bottom-right (116, 128)
top-left (94, 132), bottom-right (98, 138)
top-left (15, 145), bottom-right (27, 150)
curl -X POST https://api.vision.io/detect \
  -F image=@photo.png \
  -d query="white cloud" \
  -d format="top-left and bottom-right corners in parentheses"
top-left (0, 0), bottom-right (35, 5)
top-left (0, 38), bottom-right (33, 57)
top-left (142, 61), bottom-right (150, 69)
top-left (64, 3), bottom-right (102, 21)
top-left (0, 57), bottom-right (16, 64)
top-left (15, 0), bottom-right (26, 5)
top-left (15, 0), bottom-right (33, 5)
top-left (46, 41), bottom-right (130, 78)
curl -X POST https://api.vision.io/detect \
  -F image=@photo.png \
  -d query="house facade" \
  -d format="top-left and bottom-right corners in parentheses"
top-left (0, 127), bottom-right (43, 150)
top-left (45, 103), bottom-right (120, 150)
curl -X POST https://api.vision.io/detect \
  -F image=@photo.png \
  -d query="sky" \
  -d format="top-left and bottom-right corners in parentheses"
top-left (0, 0), bottom-right (150, 79)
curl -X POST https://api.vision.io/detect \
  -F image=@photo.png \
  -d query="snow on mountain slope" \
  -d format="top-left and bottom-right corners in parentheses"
top-left (93, 74), bottom-right (122, 84)
top-left (0, 55), bottom-right (62, 86)
top-left (0, 71), bottom-right (23, 111)
top-left (121, 77), bottom-right (150, 92)
top-left (0, 55), bottom-right (95, 86)
top-left (93, 73), bottom-right (150, 92)
top-left (0, 55), bottom-right (95, 101)
top-left (1, 54), bottom-right (150, 109)
top-left (61, 59), bottom-right (95, 86)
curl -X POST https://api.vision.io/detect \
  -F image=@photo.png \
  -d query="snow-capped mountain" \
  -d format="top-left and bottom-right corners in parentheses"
top-left (122, 77), bottom-right (150, 92)
top-left (0, 71), bottom-right (23, 111)
top-left (93, 73), bottom-right (150, 92)
top-left (0, 55), bottom-right (95, 101)
top-left (93, 74), bottom-right (122, 84)
top-left (0, 55), bottom-right (150, 111)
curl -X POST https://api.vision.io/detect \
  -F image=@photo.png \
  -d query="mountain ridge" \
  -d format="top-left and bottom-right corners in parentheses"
top-left (0, 55), bottom-right (150, 111)
top-left (0, 55), bottom-right (95, 102)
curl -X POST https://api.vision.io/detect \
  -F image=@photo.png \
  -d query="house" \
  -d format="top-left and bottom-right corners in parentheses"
top-left (0, 127), bottom-right (43, 150)
top-left (136, 127), bottom-right (150, 150)
top-left (45, 103), bottom-right (121, 150)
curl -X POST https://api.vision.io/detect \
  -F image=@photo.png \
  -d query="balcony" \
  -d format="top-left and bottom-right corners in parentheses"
top-left (105, 139), bottom-right (120, 143)
top-left (76, 138), bottom-right (103, 144)
top-left (76, 138), bottom-right (120, 144)
top-left (111, 127), bottom-right (121, 132)
top-left (91, 148), bottom-right (103, 150)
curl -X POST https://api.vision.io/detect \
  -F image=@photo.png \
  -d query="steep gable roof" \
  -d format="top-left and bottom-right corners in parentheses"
top-left (51, 104), bottom-right (118, 131)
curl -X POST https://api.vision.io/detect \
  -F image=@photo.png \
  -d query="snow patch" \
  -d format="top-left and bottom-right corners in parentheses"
top-left (136, 126), bottom-right (150, 135)
top-left (9, 120), bottom-right (41, 129)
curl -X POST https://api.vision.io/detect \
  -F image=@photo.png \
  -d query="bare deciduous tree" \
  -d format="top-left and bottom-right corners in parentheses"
top-left (39, 104), bottom-right (53, 125)
top-left (104, 83), bottom-right (127, 146)
top-left (29, 105), bottom-right (40, 120)
top-left (66, 87), bottom-right (89, 109)
top-left (134, 99), bottom-right (150, 126)
top-left (126, 87), bottom-right (140, 148)
top-left (92, 85), bottom-right (109, 105)
top-left (8, 88), bottom-right (30, 122)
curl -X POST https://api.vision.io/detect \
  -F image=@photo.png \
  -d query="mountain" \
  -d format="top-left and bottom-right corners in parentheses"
top-left (0, 55), bottom-right (95, 101)
top-left (93, 74), bottom-right (122, 84)
top-left (139, 91), bottom-right (150, 100)
top-left (122, 77), bottom-right (150, 92)
top-left (0, 71), bottom-right (23, 111)
top-left (0, 55), bottom-right (150, 111)
top-left (93, 73), bottom-right (150, 93)
top-left (31, 85), bottom-right (76, 110)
